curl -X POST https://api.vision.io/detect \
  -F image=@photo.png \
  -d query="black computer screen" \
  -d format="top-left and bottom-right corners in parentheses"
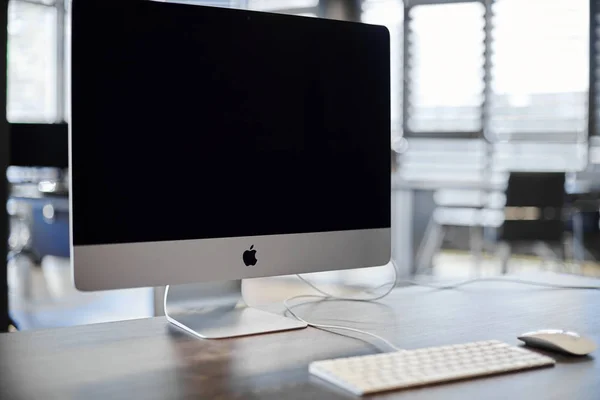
top-left (71, 0), bottom-right (390, 246)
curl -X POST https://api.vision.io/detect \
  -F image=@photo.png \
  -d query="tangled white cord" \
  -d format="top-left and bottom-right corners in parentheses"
top-left (283, 261), bottom-right (600, 352)
top-left (284, 263), bottom-right (402, 351)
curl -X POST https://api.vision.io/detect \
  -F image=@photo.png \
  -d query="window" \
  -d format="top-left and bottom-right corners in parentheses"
top-left (164, 0), bottom-right (244, 6)
top-left (11, 0), bottom-right (319, 123)
top-left (11, 0), bottom-right (591, 146)
top-left (386, 0), bottom-right (590, 178)
top-left (406, 2), bottom-right (485, 134)
top-left (248, 0), bottom-right (318, 12)
top-left (489, 0), bottom-right (588, 142)
top-left (489, 0), bottom-right (589, 173)
top-left (64, 1), bottom-right (71, 123)
top-left (166, 0), bottom-right (318, 14)
top-left (394, 0), bottom-right (589, 144)
top-left (7, 0), bottom-right (59, 122)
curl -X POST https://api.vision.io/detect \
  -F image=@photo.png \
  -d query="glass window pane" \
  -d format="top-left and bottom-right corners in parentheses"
top-left (407, 3), bottom-right (485, 133)
top-left (165, 0), bottom-right (244, 7)
top-left (164, 0), bottom-right (317, 12)
top-left (490, 0), bottom-right (588, 141)
top-left (247, 0), bottom-right (318, 11)
top-left (27, 0), bottom-right (56, 4)
top-left (7, 0), bottom-right (58, 122)
top-left (65, 0), bottom-right (70, 122)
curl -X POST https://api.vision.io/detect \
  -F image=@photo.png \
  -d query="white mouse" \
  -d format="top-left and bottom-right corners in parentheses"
top-left (518, 330), bottom-right (597, 356)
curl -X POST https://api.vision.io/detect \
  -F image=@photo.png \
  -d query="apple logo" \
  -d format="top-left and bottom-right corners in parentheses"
top-left (243, 245), bottom-right (257, 267)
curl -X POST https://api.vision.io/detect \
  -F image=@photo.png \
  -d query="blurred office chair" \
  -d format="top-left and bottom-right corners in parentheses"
top-left (416, 188), bottom-right (504, 275)
top-left (498, 172), bottom-right (567, 274)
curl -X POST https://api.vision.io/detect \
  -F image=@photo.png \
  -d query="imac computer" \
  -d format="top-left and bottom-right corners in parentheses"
top-left (71, 0), bottom-right (391, 339)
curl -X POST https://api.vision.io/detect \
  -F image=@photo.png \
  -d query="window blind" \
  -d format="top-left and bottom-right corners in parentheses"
top-left (167, 0), bottom-right (318, 14)
top-left (405, 2), bottom-right (485, 135)
top-left (165, 0), bottom-right (243, 6)
top-left (247, 0), bottom-right (318, 11)
top-left (489, 0), bottom-right (588, 142)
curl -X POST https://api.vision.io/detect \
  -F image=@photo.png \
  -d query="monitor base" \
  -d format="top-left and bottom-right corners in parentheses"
top-left (164, 280), bottom-right (307, 339)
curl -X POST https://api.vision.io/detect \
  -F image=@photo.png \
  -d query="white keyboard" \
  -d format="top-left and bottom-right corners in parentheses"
top-left (310, 340), bottom-right (555, 396)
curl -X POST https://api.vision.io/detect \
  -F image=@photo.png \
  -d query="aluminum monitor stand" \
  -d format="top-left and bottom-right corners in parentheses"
top-left (164, 280), bottom-right (307, 339)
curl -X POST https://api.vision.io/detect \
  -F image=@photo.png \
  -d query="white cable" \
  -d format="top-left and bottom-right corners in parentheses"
top-left (401, 276), bottom-right (600, 291)
top-left (284, 261), bottom-right (403, 352)
top-left (283, 294), bottom-right (403, 352)
top-left (284, 261), bottom-right (600, 352)
top-left (295, 261), bottom-right (399, 302)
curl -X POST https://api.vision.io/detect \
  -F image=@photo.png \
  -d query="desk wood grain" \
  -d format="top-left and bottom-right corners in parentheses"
top-left (1, 276), bottom-right (599, 399)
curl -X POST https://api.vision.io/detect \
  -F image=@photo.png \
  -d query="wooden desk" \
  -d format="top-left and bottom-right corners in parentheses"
top-left (1, 275), bottom-right (599, 399)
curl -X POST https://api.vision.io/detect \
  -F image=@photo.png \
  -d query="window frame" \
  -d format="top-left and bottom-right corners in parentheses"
top-left (402, 0), bottom-right (490, 139)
